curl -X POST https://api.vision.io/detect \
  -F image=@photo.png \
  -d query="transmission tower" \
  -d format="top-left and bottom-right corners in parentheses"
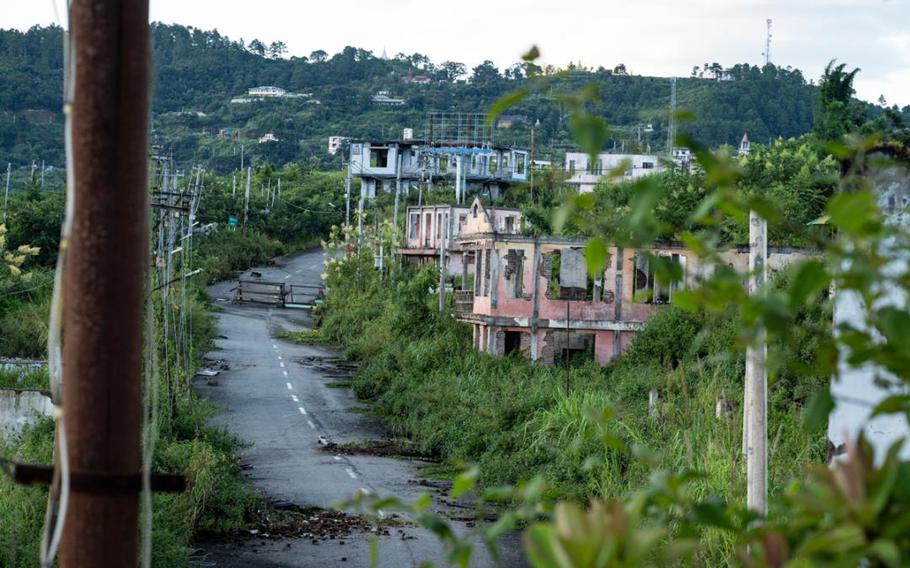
top-left (763, 19), bottom-right (772, 66)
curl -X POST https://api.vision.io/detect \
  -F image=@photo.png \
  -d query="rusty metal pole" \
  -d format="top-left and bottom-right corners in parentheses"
top-left (62, 1), bottom-right (150, 566)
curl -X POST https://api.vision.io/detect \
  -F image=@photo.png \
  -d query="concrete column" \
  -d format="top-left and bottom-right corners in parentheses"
top-left (613, 247), bottom-right (624, 357)
top-left (489, 247), bottom-right (499, 309)
top-left (530, 239), bottom-right (541, 362)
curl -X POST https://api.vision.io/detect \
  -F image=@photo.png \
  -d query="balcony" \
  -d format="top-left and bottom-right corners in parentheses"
top-left (454, 290), bottom-right (475, 316)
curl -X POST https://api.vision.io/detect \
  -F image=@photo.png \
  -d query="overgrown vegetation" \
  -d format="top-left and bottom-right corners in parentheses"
top-left (310, 247), bottom-right (828, 561)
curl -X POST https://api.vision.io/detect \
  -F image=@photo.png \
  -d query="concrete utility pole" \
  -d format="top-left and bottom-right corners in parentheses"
top-left (344, 162), bottom-right (351, 239)
top-left (62, 0), bottom-right (150, 566)
top-left (243, 166), bottom-right (251, 226)
top-left (744, 210), bottom-right (768, 515)
top-left (438, 211), bottom-right (449, 312)
top-left (3, 162), bottom-right (10, 224)
top-left (391, 153), bottom-right (402, 260)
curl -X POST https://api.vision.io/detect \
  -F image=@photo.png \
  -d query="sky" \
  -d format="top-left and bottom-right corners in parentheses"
top-left (5, 0), bottom-right (910, 107)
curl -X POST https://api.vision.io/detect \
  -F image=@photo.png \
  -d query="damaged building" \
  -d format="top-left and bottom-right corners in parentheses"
top-left (454, 234), bottom-right (808, 366)
top-left (397, 197), bottom-right (523, 278)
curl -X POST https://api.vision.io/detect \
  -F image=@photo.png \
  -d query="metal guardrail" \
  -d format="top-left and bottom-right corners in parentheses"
top-left (235, 279), bottom-right (324, 308)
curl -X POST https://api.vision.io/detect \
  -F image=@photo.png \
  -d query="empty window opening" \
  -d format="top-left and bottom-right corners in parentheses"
top-left (370, 147), bottom-right (389, 168)
top-left (504, 331), bottom-right (523, 356)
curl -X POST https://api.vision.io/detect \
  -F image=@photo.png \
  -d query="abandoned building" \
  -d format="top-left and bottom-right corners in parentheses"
top-left (348, 137), bottom-right (529, 201)
top-left (453, 234), bottom-right (808, 366)
top-left (564, 151), bottom-right (664, 193)
top-left (398, 197), bottom-right (523, 276)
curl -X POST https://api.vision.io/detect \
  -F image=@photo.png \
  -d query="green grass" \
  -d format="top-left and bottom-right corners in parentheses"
top-left (0, 366), bottom-right (49, 390)
top-left (275, 329), bottom-right (327, 344)
top-left (316, 252), bottom-right (830, 562)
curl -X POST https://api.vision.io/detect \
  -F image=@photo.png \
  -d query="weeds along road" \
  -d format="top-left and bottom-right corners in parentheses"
top-left (197, 248), bottom-right (527, 568)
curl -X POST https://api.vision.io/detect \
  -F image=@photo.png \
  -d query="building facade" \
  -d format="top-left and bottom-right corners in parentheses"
top-left (398, 198), bottom-right (523, 279)
top-left (455, 234), bottom-right (808, 366)
top-left (349, 139), bottom-right (529, 200)
top-left (564, 151), bottom-right (664, 193)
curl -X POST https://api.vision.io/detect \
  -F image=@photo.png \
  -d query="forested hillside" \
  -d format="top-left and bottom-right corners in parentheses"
top-left (1, 24), bottom-right (902, 173)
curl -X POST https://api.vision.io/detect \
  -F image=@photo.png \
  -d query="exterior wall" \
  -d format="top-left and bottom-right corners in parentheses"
top-left (0, 389), bottom-right (54, 439)
top-left (565, 151), bottom-right (664, 192)
top-left (459, 235), bottom-right (809, 367)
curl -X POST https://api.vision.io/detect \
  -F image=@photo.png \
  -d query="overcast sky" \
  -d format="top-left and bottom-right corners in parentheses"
top-left (6, 0), bottom-right (910, 106)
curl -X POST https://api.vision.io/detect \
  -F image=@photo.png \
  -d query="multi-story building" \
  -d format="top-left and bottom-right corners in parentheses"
top-left (348, 138), bottom-right (529, 200)
top-left (248, 86), bottom-right (287, 97)
top-left (328, 136), bottom-right (350, 155)
top-left (564, 151), bottom-right (663, 193)
top-left (454, 233), bottom-right (807, 366)
top-left (398, 198), bottom-right (522, 277)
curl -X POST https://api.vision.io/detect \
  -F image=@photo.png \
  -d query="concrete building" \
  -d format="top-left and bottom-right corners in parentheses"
top-left (564, 151), bottom-right (663, 193)
top-left (348, 138), bottom-right (529, 200)
top-left (328, 136), bottom-right (350, 155)
top-left (398, 197), bottom-right (522, 277)
top-left (372, 91), bottom-right (406, 106)
top-left (454, 234), bottom-right (807, 366)
top-left (249, 86), bottom-right (287, 97)
top-left (258, 132), bottom-right (279, 143)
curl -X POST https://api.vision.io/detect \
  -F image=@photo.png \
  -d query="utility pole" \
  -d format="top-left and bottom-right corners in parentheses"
top-left (243, 166), bottom-right (251, 226)
top-left (391, 153), bottom-right (402, 260)
top-left (438, 211), bottom-right (449, 312)
top-left (666, 77), bottom-right (677, 155)
top-left (344, 160), bottom-right (351, 239)
top-left (62, 0), bottom-right (150, 566)
top-left (744, 210), bottom-right (768, 515)
top-left (3, 163), bottom-right (10, 225)
top-left (529, 120), bottom-right (537, 202)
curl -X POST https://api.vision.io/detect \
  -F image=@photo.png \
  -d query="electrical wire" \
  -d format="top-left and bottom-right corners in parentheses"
top-left (39, 4), bottom-right (74, 563)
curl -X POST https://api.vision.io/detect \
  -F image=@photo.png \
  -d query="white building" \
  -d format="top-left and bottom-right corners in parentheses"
top-left (372, 91), bottom-right (406, 106)
top-left (328, 136), bottom-right (350, 155)
top-left (349, 138), bottom-right (529, 200)
top-left (249, 86), bottom-right (287, 97)
top-left (258, 132), bottom-right (279, 143)
top-left (564, 151), bottom-right (663, 193)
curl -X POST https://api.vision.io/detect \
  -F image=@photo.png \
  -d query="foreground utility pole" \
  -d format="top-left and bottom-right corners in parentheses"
top-left (3, 162), bottom-right (10, 224)
top-left (744, 210), bottom-right (768, 515)
top-left (62, 0), bottom-right (150, 566)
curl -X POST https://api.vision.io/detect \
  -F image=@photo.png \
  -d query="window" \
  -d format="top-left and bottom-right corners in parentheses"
top-left (369, 147), bottom-right (389, 168)
top-left (505, 249), bottom-right (525, 298)
top-left (632, 253), bottom-right (686, 304)
top-left (568, 159), bottom-right (576, 173)
top-left (642, 161), bottom-right (655, 169)
top-left (409, 213), bottom-right (420, 240)
top-left (505, 216), bottom-right (514, 233)
top-left (424, 213), bottom-right (432, 246)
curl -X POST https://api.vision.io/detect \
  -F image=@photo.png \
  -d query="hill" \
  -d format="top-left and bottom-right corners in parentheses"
top-left (0, 23), bottom-right (895, 174)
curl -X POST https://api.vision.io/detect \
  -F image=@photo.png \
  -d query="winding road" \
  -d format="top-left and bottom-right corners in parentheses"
top-left (196, 249), bottom-right (527, 567)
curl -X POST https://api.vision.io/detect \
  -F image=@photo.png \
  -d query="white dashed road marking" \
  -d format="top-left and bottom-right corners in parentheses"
top-left (278, 355), bottom-right (282, 360)
top-left (279, 361), bottom-right (285, 368)
top-left (282, 370), bottom-right (289, 377)
top-left (345, 468), bottom-right (357, 480)
top-left (286, 382), bottom-right (293, 391)
top-left (298, 406), bottom-right (307, 416)
top-left (291, 394), bottom-right (299, 402)
top-left (307, 420), bottom-right (316, 429)
top-left (333, 456), bottom-right (342, 461)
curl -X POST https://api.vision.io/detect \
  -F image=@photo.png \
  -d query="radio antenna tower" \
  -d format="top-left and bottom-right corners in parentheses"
top-left (763, 19), bottom-right (772, 66)
top-left (666, 77), bottom-right (677, 154)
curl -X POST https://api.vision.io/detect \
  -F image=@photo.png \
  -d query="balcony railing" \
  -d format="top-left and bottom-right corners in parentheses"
top-left (454, 290), bottom-right (475, 316)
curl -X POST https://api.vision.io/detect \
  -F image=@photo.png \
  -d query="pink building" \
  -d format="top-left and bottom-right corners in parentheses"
top-left (398, 198), bottom-right (523, 278)
top-left (455, 234), bottom-right (808, 366)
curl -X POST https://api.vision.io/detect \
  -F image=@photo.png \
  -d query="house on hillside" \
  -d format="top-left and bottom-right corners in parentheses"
top-left (564, 151), bottom-right (663, 193)
top-left (372, 91), bottom-right (406, 106)
top-left (258, 132), bottom-right (279, 143)
top-left (454, 234), bottom-right (808, 366)
top-left (328, 135), bottom-right (350, 155)
top-left (249, 86), bottom-right (287, 97)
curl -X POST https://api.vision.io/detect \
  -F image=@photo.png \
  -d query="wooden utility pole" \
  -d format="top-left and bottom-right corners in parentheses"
top-left (744, 210), bottom-right (768, 515)
top-left (62, 1), bottom-right (150, 566)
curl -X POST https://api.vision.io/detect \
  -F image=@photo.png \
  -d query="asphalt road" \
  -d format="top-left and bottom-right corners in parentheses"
top-left (195, 249), bottom-right (527, 568)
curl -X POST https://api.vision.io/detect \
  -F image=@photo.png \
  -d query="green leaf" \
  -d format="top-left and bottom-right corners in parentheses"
top-left (451, 465), bottom-right (479, 499)
top-left (370, 535), bottom-right (379, 568)
top-left (487, 90), bottom-right (528, 125)
top-left (870, 394), bottom-right (910, 418)
top-left (522, 45), bottom-right (540, 62)
top-left (584, 238), bottom-right (608, 279)
top-left (672, 290), bottom-right (699, 312)
top-left (692, 499), bottom-right (733, 530)
top-left (876, 307), bottom-right (910, 352)
top-left (568, 113), bottom-right (608, 164)
top-left (827, 191), bottom-right (880, 235)
top-left (868, 539), bottom-right (900, 568)
top-left (803, 389), bottom-right (835, 431)
top-left (789, 260), bottom-right (830, 309)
